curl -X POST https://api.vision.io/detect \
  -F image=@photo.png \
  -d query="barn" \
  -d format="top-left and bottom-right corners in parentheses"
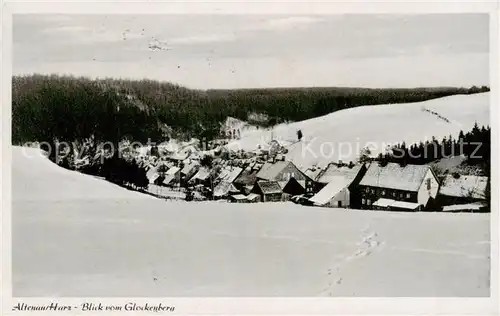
top-left (251, 180), bottom-right (283, 202)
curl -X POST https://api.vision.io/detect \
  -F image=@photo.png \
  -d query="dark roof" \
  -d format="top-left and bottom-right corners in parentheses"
top-left (256, 180), bottom-right (282, 194)
top-left (234, 165), bottom-right (261, 185)
top-left (359, 162), bottom-right (430, 192)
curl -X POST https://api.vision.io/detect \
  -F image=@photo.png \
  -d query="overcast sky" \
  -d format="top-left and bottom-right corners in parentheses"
top-left (13, 14), bottom-right (489, 89)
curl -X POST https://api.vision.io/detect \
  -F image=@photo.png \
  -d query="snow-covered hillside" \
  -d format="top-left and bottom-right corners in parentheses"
top-left (227, 92), bottom-right (490, 169)
top-left (12, 146), bottom-right (490, 297)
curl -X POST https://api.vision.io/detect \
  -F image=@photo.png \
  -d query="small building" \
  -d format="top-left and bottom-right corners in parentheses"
top-left (256, 160), bottom-right (310, 183)
top-left (180, 161), bottom-right (200, 185)
top-left (213, 181), bottom-right (241, 199)
top-left (230, 194), bottom-right (248, 203)
top-left (215, 166), bottom-right (243, 185)
top-left (188, 167), bottom-right (212, 186)
top-left (162, 166), bottom-right (181, 187)
top-left (357, 162), bottom-right (439, 211)
top-left (251, 180), bottom-right (283, 202)
top-left (437, 175), bottom-right (488, 206)
top-left (310, 163), bottom-right (367, 208)
top-left (246, 193), bottom-right (261, 203)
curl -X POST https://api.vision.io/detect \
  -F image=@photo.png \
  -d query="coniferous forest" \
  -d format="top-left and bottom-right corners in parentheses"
top-left (377, 123), bottom-right (491, 168)
top-left (12, 74), bottom-right (490, 146)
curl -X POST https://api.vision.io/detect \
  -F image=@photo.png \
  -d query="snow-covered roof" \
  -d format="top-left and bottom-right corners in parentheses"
top-left (372, 198), bottom-right (396, 207)
top-left (309, 176), bottom-right (350, 205)
top-left (246, 193), bottom-right (260, 200)
top-left (443, 202), bottom-right (484, 212)
top-left (163, 174), bottom-right (176, 185)
top-left (304, 167), bottom-right (323, 182)
top-left (217, 166), bottom-right (243, 183)
top-left (439, 175), bottom-right (488, 199)
top-left (256, 161), bottom-right (292, 181)
top-left (391, 201), bottom-right (420, 210)
top-left (181, 161), bottom-right (199, 175)
top-left (231, 194), bottom-right (247, 200)
top-left (213, 181), bottom-right (240, 197)
top-left (256, 180), bottom-right (282, 194)
top-left (166, 166), bottom-right (180, 175)
top-left (359, 163), bottom-right (430, 192)
top-left (148, 173), bottom-right (160, 184)
top-left (190, 167), bottom-right (211, 181)
top-left (146, 167), bottom-right (159, 181)
top-left (317, 164), bottom-right (363, 184)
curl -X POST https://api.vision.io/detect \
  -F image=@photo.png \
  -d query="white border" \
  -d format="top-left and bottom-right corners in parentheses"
top-left (2, 1), bottom-right (499, 315)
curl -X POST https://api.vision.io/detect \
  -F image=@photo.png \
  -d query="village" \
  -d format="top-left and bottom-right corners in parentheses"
top-left (123, 117), bottom-right (489, 213)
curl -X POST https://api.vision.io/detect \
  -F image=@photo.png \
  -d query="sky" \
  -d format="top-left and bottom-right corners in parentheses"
top-left (13, 14), bottom-right (489, 90)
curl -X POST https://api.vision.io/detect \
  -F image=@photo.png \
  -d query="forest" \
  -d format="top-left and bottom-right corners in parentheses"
top-left (12, 74), bottom-right (489, 147)
top-left (376, 123), bottom-right (491, 168)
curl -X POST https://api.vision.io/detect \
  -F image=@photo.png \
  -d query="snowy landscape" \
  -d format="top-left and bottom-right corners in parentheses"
top-left (227, 92), bottom-right (489, 169)
top-left (10, 13), bottom-right (492, 300)
top-left (12, 146), bottom-right (490, 297)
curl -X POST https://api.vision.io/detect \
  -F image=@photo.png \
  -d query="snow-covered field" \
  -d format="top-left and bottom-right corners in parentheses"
top-left (12, 146), bottom-right (490, 297)
top-left (227, 93), bottom-right (490, 169)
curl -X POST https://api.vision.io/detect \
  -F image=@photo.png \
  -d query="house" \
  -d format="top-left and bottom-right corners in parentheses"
top-left (213, 181), bottom-right (241, 199)
top-left (310, 164), bottom-right (367, 208)
top-left (256, 160), bottom-right (310, 182)
top-left (233, 162), bottom-right (263, 194)
top-left (180, 161), bottom-right (200, 185)
top-left (251, 180), bottom-right (283, 202)
top-left (246, 193), bottom-right (261, 203)
top-left (188, 167), bottom-right (212, 186)
top-left (357, 162), bottom-right (439, 211)
top-left (229, 194), bottom-right (248, 203)
top-left (215, 166), bottom-right (243, 185)
top-left (437, 175), bottom-right (488, 206)
top-left (162, 166), bottom-right (181, 187)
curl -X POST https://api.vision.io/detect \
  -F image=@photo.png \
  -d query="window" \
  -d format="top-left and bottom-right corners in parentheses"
top-left (426, 178), bottom-right (431, 190)
top-left (367, 199), bottom-right (372, 205)
top-left (362, 198), bottom-right (366, 205)
top-left (392, 191), bottom-right (396, 197)
top-left (382, 190), bottom-right (386, 196)
top-left (365, 187), bottom-right (370, 193)
top-left (406, 193), bottom-right (411, 199)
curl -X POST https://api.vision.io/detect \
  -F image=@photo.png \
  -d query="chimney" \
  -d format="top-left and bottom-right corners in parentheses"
top-left (338, 160), bottom-right (343, 166)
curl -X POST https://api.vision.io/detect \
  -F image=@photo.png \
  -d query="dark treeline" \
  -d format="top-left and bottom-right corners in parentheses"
top-left (376, 123), bottom-right (491, 169)
top-left (13, 74), bottom-right (490, 147)
top-left (13, 74), bottom-right (489, 145)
